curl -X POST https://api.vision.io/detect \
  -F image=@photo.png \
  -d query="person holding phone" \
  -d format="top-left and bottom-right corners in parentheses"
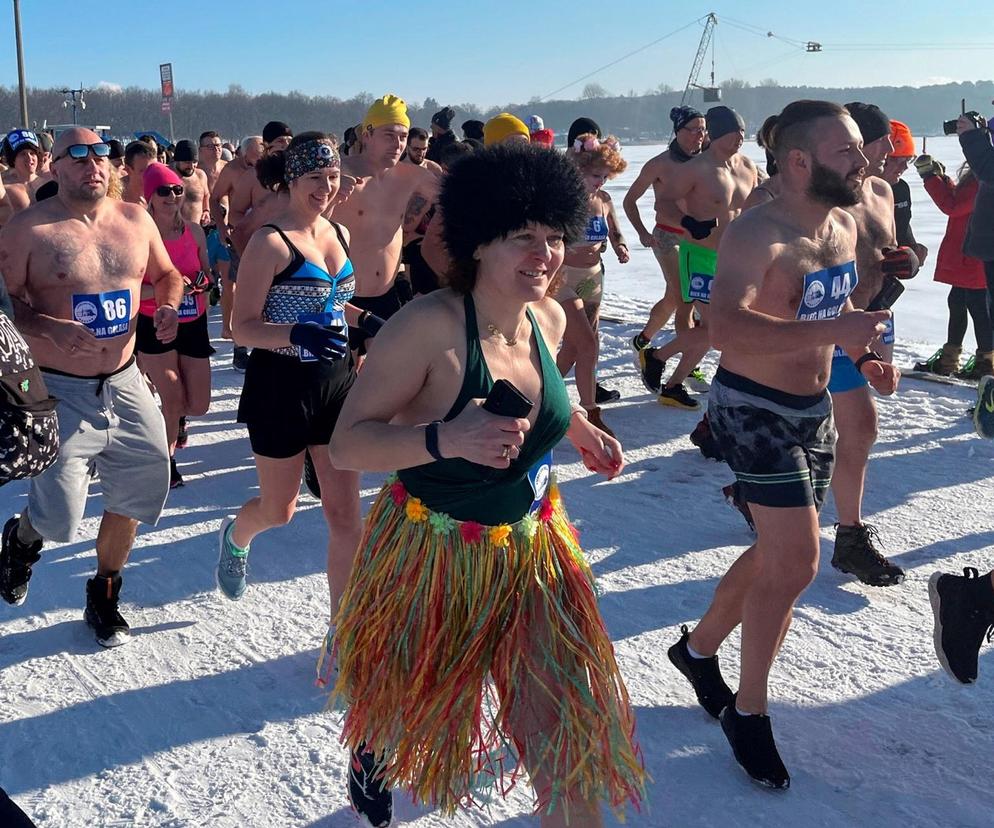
top-left (136, 163), bottom-right (215, 488)
top-left (329, 144), bottom-right (643, 827)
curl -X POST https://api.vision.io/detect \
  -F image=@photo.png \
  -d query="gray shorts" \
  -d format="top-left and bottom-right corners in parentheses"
top-left (27, 359), bottom-right (170, 542)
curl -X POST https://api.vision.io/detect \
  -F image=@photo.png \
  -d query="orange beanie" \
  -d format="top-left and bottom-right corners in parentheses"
top-left (890, 120), bottom-right (915, 158)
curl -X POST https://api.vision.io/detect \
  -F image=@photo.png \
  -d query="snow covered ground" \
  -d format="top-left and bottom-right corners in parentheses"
top-left (3, 134), bottom-right (994, 826)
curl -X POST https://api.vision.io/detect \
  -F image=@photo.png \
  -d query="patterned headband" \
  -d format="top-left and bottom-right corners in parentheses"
top-left (285, 140), bottom-right (340, 183)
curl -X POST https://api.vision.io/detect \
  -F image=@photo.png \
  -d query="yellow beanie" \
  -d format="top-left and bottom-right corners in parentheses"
top-left (483, 113), bottom-right (530, 147)
top-left (363, 94), bottom-right (411, 131)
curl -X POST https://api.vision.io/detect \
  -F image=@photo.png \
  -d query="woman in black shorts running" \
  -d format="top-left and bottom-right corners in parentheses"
top-left (136, 162), bottom-right (214, 488)
top-left (215, 134), bottom-right (362, 663)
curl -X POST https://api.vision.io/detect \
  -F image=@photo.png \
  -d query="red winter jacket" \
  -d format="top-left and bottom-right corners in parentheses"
top-left (923, 174), bottom-right (985, 289)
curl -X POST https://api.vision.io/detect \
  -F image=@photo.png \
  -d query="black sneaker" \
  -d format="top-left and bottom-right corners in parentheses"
top-left (658, 383), bottom-right (700, 410)
top-left (84, 573), bottom-right (130, 648)
top-left (595, 383), bottom-right (621, 405)
top-left (667, 624), bottom-right (733, 719)
top-left (232, 346), bottom-right (250, 372)
top-left (690, 414), bottom-right (723, 461)
top-left (176, 416), bottom-right (188, 449)
top-left (720, 695), bottom-right (790, 789)
top-left (637, 347), bottom-right (664, 394)
top-left (0, 516), bottom-right (42, 606)
top-left (722, 483), bottom-right (755, 532)
top-left (831, 523), bottom-right (904, 587)
top-left (170, 457), bottom-right (184, 489)
top-left (928, 567), bottom-right (994, 684)
top-left (303, 449), bottom-right (321, 498)
top-left (349, 745), bottom-right (393, 827)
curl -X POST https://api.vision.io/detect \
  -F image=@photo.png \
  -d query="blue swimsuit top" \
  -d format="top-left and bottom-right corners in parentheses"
top-left (584, 213), bottom-right (609, 244)
top-left (261, 223), bottom-right (356, 357)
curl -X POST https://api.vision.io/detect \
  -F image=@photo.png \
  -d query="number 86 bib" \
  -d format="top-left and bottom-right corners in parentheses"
top-left (71, 289), bottom-right (132, 339)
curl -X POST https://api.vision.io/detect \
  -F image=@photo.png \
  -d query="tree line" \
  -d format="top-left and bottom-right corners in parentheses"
top-left (1, 80), bottom-right (991, 145)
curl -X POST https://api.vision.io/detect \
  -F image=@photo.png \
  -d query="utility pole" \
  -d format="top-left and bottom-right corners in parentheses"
top-left (60, 87), bottom-right (87, 125)
top-left (13, 0), bottom-right (29, 126)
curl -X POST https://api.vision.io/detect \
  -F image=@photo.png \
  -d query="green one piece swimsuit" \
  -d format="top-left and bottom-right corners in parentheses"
top-left (397, 293), bottom-right (572, 525)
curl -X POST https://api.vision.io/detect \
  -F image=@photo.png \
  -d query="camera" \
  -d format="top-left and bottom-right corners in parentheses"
top-left (944, 111), bottom-right (983, 135)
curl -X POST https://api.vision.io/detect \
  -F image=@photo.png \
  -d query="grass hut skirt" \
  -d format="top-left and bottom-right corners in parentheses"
top-left (332, 475), bottom-right (645, 819)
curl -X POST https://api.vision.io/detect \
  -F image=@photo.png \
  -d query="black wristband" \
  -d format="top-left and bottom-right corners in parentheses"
top-left (854, 351), bottom-right (883, 371)
top-left (425, 420), bottom-right (445, 461)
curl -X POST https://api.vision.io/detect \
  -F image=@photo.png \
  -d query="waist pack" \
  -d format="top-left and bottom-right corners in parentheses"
top-left (0, 312), bottom-right (59, 486)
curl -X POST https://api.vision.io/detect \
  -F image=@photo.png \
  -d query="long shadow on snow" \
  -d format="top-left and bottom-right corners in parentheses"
top-left (0, 650), bottom-right (323, 796)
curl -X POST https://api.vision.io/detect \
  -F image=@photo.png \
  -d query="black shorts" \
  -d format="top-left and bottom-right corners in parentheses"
top-left (402, 239), bottom-right (440, 296)
top-left (350, 283), bottom-right (405, 354)
top-left (237, 347), bottom-right (355, 459)
top-left (135, 312), bottom-right (215, 359)
top-left (708, 366), bottom-right (835, 511)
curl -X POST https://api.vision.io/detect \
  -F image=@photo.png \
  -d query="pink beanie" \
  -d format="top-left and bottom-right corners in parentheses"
top-left (142, 162), bottom-right (183, 202)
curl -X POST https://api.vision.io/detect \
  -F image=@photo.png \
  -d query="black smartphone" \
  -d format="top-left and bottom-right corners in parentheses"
top-left (482, 379), bottom-right (533, 418)
top-left (866, 274), bottom-right (905, 311)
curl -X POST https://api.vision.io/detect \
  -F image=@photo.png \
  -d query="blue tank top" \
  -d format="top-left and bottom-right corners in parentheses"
top-left (261, 223), bottom-right (356, 357)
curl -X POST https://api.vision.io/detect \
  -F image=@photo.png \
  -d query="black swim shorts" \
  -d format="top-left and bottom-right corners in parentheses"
top-left (708, 366), bottom-right (835, 511)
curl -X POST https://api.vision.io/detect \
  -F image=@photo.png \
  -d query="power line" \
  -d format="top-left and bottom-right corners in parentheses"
top-left (539, 16), bottom-right (706, 101)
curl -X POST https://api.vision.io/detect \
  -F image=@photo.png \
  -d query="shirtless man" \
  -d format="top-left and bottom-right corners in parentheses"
top-left (197, 131), bottom-right (230, 308)
top-left (228, 122), bottom-right (292, 233)
top-left (667, 100), bottom-right (899, 788)
top-left (2, 130), bottom-right (40, 187)
top-left (121, 140), bottom-right (157, 205)
top-left (171, 139), bottom-right (211, 225)
top-left (826, 102), bottom-right (917, 588)
top-left (636, 106), bottom-right (758, 408)
top-left (197, 131), bottom-right (227, 193)
top-left (403, 127), bottom-right (432, 169)
top-left (210, 135), bottom-right (262, 356)
top-left (0, 128), bottom-right (183, 648)
top-left (624, 105), bottom-right (706, 347)
top-left (336, 94), bottom-right (440, 352)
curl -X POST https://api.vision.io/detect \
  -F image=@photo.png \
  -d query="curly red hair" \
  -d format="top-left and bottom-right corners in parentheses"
top-left (570, 133), bottom-right (627, 176)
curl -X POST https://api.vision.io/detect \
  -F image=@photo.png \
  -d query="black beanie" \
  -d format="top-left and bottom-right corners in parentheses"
top-left (844, 102), bottom-right (891, 145)
top-left (461, 120), bottom-right (485, 141)
top-left (173, 139), bottom-right (198, 163)
top-left (262, 120), bottom-right (292, 145)
top-left (567, 117), bottom-right (601, 148)
top-left (432, 106), bottom-right (456, 129)
top-left (670, 105), bottom-right (704, 132)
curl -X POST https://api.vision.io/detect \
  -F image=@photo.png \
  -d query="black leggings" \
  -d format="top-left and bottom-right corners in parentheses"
top-left (948, 286), bottom-right (993, 350)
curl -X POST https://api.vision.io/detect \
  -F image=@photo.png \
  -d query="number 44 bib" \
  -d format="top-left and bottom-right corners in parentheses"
top-left (72, 289), bottom-right (132, 339)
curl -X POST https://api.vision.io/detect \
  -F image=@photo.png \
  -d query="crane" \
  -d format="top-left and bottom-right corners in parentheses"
top-left (680, 13), bottom-right (721, 107)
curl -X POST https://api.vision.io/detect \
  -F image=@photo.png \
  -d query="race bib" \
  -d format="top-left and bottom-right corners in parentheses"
top-left (687, 272), bottom-right (713, 304)
top-left (177, 293), bottom-right (200, 320)
top-left (527, 450), bottom-right (553, 513)
top-left (297, 309), bottom-right (345, 362)
top-left (72, 289), bottom-right (131, 339)
top-left (797, 261), bottom-right (858, 322)
top-left (881, 316), bottom-right (895, 346)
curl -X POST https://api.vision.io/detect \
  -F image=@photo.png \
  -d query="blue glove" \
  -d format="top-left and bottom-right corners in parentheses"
top-left (289, 322), bottom-right (349, 363)
top-left (680, 215), bottom-right (718, 240)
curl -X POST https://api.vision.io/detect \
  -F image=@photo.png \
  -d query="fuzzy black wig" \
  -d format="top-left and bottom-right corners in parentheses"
top-left (440, 143), bottom-right (588, 293)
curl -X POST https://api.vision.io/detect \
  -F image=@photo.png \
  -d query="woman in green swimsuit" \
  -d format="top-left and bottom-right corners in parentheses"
top-left (330, 144), bottom-right (644, 826)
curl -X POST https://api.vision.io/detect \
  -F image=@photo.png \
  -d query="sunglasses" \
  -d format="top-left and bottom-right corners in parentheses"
top-left (55, 142), bottom-right (112, 162)
top-left (200, 142), bottom-right (222, 149)
top-left (155, 185), bottom-right (184, 197)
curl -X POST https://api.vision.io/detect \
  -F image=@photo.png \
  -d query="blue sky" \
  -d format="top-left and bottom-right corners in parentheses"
top-left (2, 2), bottom-right (992, 107)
